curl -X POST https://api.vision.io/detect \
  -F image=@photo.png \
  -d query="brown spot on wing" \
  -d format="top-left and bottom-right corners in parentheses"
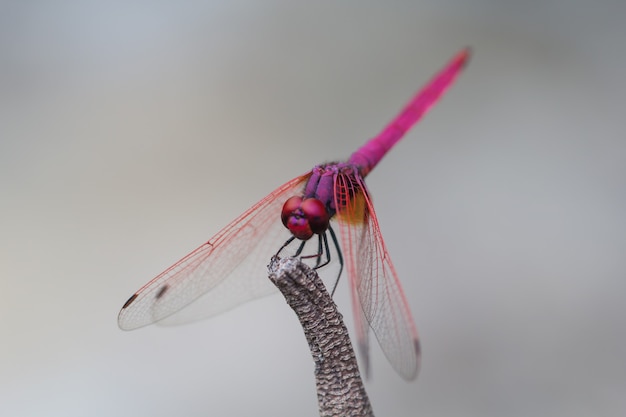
top-left (155, 284), bottom-right (169, 300)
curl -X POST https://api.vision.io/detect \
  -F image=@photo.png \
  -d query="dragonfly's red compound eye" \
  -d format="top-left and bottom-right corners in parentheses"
top-left (281, 196), bottom-right (303, 227)
top-left (301, 198), bottom-right (330, 234)
top-left (281, 196), bottom-right (330, 240)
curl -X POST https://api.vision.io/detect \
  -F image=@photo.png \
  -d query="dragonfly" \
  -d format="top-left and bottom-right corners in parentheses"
top-left (118, 48), bottom-right (470, 381)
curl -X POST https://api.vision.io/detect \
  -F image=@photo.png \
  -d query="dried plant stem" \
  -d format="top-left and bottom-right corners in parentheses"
top-left (268, 256), bottom-right (374, 417)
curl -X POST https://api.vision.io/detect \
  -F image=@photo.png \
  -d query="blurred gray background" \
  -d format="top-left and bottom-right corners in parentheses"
top-left (1, 1), bottom-right (625, 416)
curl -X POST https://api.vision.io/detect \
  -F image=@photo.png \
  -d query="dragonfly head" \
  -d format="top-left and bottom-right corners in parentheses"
top-left (281, 196), bottom-right (330, 240)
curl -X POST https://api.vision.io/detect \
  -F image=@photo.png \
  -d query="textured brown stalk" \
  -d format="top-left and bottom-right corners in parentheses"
top-left (268, 256), bottom-right (374, 417)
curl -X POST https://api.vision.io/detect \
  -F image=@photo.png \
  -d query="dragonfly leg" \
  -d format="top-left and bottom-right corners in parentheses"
top-left (301, 235), bottom-right (325, 265)
top-left (313, 235), bottom-right (324, 268)
top-left (276, 236), bottom-right (296, 257)
top-left (328, 225), bottom-right (344, 297)
top-left (294, 239), bottom-right (307, 256)
top-left (278, 228), bottom-right (339, 285)
top-left (313, 232), bottom-right (332, 270)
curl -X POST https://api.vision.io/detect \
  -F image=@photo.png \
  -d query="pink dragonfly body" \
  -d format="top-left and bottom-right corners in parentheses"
top-left (119, 49), bottom-right (470, 380)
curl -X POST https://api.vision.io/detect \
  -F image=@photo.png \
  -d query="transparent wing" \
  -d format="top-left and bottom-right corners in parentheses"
top-left (118, 174), bottom-right (310, 330)
top-left (334, 171), bottom-right (420, 380)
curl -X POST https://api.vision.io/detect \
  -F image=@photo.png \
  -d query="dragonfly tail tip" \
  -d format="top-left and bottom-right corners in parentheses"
top-left (457, 47), bottom-right (472, 68)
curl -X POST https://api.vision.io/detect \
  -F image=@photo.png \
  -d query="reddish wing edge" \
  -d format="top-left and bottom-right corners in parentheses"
top-left (335, 172), bottom-right (420, 381)
top-left (118, 174), bottom-right (310, 330)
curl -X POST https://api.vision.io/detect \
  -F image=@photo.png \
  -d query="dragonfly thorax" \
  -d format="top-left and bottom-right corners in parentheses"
top-left (281, 196), bottom-right (330, 240)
